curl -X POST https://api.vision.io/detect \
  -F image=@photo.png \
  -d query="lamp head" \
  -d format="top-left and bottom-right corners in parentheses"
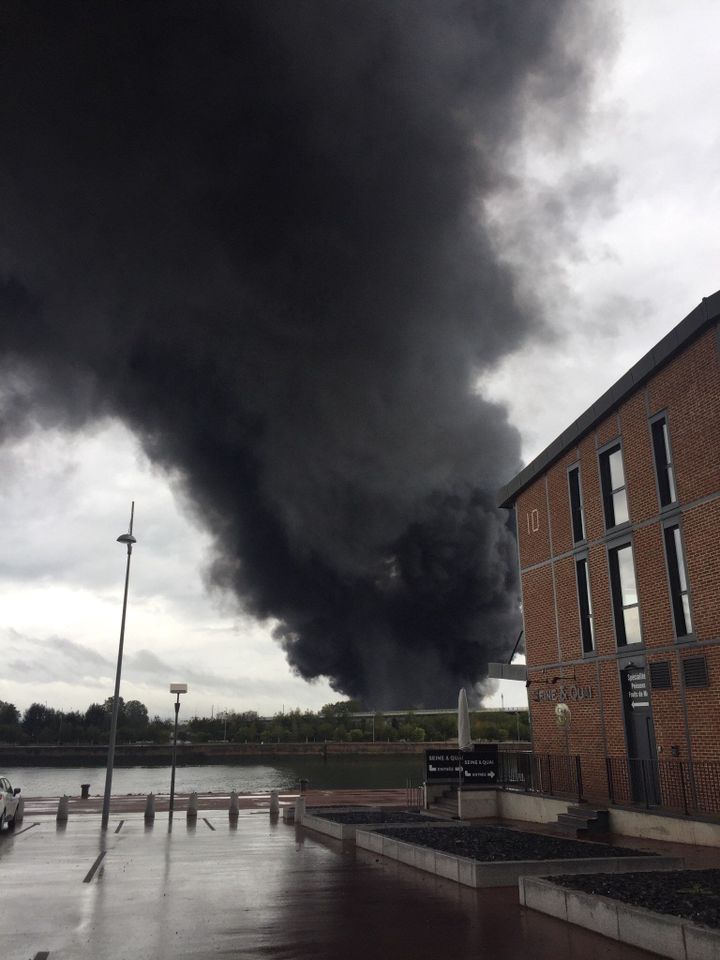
top-left (117, 533), bottom-right (137, 545)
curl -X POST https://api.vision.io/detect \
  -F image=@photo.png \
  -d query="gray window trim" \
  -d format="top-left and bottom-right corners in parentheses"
top-left (607, 538), bottom-right (644, 648)
top-left (574, 550), bottom-right (595, 656)
top-left (661, 516), bottom-right (695, 642)
top-left (598, 438), bottom-right (631, 531)
top-left (649, 410), bottom-right (678, 510)
top-left (567, 462), bottom-right (586, 546)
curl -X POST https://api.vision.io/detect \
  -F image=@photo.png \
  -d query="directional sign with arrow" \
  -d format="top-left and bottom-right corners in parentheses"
top-left (461, 745), bottom-right (499, 785)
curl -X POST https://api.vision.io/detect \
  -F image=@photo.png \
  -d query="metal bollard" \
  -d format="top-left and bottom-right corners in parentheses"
top-left (187, 791), bottom-right (198, 821)
top-left (15, 796), bottom-right (24, 824)
top-left (269, 789), bottom-right (280, 816)
top-left (81, 783), bottom-right (91, 799)
top-left (229, 790), bottom-right (239, 821)
top-left (56, 795), bottom-right (69, 823)
top-left (294, 796), bottom-right (305, 824)
top-left (144, 793), bottom-right (156, 822)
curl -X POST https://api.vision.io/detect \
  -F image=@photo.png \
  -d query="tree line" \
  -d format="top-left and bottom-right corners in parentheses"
top-left (0, 698), bottom-right (529, 746)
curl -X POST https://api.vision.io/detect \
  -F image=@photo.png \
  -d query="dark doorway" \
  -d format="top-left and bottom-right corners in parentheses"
top-left (621, 664), bottom-right (660, 805)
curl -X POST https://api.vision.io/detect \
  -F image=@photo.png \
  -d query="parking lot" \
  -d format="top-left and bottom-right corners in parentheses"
top-left (0, 810), bottom-right (670, 959)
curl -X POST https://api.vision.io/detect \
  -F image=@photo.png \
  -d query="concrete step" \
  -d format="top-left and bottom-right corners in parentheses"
top-left (553, 805), bottom-right (610, 838)
top-left (552, 818), bottom-right (589, 837)
top-left (557, 813), bottom-right (591, 829)
top-left (566, 805), bottom-right (609, 826)
top-left (431, 789), bottom-right (459, 818)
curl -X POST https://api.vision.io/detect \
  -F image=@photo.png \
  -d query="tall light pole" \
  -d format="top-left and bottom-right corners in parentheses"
top-left (101, 503), bottom-right (137, 829)
top-left (168, 683), bottom-right (188, 825)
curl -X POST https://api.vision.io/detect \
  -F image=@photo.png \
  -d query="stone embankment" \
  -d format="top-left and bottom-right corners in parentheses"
top-left (0, 740), bottom-right (529, 766)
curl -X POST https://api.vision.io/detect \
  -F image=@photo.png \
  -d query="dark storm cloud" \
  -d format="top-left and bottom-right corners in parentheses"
top-left (0, 2), bottom-right (615, 706)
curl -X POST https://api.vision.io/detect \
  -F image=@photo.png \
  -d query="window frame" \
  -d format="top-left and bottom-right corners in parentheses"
top-left (662, 519), bottom-right (694, 640)
top-left (567, 464), bottom-right (586, 544)
top-left (598, 440), bottom-right (630, 530)
top-left (608, 539), bottom-right (642, 647)
top-left (574, 552), bottom-right (595, 655)
top-left (650, 412), bottom-right (677, 509)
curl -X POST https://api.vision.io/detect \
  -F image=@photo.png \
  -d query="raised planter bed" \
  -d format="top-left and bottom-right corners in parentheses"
top-left (300, 808), bottom-right (439, 841)
top-left (521, 871), bottom-right (720, 960)
top-left (356, 824), bottom-right (683, 888)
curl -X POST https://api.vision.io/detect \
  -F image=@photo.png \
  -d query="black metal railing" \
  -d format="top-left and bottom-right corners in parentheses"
top-left (497, 751), bottom-right (583, 803)
top-left (606, 756), bottom-right (720, 817)
top-left (405, 778), bottom-right (423, 811)
top-left (465, 751), bottom-right (720, 820)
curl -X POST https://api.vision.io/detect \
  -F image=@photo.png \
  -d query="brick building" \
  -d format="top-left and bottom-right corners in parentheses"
top-left (497, 292), bottom-right (720, 810)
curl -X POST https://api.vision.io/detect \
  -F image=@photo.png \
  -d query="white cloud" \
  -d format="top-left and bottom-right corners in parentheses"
top-left (483, 0), bottom-right (720, 463)
top-left (0, 422), bottom-right (337, 718)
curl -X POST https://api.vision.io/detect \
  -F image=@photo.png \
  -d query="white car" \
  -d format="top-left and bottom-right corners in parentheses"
top-left (0, 777), bottom-right (21, 830)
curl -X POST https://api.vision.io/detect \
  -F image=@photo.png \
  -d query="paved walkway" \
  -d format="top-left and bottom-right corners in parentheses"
top-left (1, 809), bottom-right (667, 960)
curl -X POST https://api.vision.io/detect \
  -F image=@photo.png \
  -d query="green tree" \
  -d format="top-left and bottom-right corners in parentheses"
top-left (84, 702), bottom-right (107, 743)
top-left (0, 701), bottom-right (20, 725)
top-left (122, 700), bottom-right (149, 741)
top-left (0, 700), bottom-right (22, 742)
top-left (23, 702), bottom-right (55, 738)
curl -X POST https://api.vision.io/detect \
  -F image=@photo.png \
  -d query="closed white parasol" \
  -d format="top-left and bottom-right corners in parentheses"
top-left (457, 688), bottom-right (473, 752)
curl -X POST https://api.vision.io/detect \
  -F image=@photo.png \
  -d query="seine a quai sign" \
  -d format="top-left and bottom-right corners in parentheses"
top-left (534, 683), bottom-right (593, 703)
top-left (425, 746), bottom-right (498, 785)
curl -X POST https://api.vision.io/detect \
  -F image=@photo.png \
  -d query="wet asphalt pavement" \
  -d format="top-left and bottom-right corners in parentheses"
top-left (0, 812), bottom-right (660, 960)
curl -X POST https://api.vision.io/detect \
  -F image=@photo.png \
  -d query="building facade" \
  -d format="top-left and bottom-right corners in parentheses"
top-left (498, 292), bottom-right (720, 810)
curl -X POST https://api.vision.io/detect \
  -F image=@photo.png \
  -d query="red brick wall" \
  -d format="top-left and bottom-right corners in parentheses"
top-left (515, 321), bottom-right (720, 775)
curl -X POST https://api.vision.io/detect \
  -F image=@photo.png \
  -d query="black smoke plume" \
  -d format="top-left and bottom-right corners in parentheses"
top-left (0, 2), bottom-right (614, 706)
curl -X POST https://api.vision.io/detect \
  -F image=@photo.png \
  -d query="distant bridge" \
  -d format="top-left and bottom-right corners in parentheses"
top-left (348, 706), bottom-right (526, 719)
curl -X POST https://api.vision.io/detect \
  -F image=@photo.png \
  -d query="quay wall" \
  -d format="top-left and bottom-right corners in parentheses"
top-left (0, 740), bottom-right (530, 766)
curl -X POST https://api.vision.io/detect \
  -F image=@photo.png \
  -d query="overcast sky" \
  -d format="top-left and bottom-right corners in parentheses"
top-left (1, 1), bottom-right (719, 719)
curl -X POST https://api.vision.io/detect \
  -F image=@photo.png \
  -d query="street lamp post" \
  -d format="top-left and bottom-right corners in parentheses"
top-left (101, 503), bottom-right (137, 829)
top-left (168, 683), bottom-right (188, 825)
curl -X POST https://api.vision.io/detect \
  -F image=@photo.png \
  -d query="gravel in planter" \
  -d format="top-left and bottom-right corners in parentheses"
top-left (310, 810), bottom-right (431, 825)
top-left (373, 824), bottom-right (656, 862)
top-left (552, 868), bottom-right (720, 930)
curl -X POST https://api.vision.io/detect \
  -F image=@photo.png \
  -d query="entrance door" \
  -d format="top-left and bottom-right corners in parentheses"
top-left (621, 665), bottom-right (660, 805)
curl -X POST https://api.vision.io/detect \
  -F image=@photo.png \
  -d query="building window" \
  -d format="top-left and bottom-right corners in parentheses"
top-left (609, 542), bottom-right (641, 645)
top-left (664, 524), bottom-right (692, 636)
top-left (568, 466), bottom-right (585, 543)
top-left (599, 443), bottom-right (629, 528)
top-left (575, 557), bottom-right (594, 653)
top-left (651, 415), bottom-right (677, 507)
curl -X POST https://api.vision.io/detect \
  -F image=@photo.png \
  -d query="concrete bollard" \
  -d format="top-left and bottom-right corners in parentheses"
top-left (187, 791), bottom-right (198, 821)
top-left (15, 796), bottom-right (24, 824)
top-left (229, 790), bottom-right (239, 821)
top-left (56, 795), bottom-right (69, 823)
top-left (269, 790), bottom-right (280, 816)
top-left (294, 796), bottom-right (305, 824)
top-left (144, 793), bottom-right (156, 822)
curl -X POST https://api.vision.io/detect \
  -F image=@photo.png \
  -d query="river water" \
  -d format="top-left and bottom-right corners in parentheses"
top-left (3, 756), bottom-right (426, 797)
